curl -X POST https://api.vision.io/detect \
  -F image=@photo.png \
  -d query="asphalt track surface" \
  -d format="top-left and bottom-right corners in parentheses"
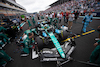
top-left (4, 17), bottom-right (100, 67)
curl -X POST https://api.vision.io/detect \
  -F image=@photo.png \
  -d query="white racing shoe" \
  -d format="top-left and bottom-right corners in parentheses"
top-left (95, 38), bottom-right (100, 41)
top-left (9, 58), bottom-right (14, 62)
top-left (20, 52), bottom-right (29, 57)
top-left (2, 63), bottom-right (7, 67)
top-left (20, 54), bottom-right (29, 57)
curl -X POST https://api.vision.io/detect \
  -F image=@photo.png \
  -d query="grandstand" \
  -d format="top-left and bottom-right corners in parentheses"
top-left (0, 0), bottom-right (27, 19)
top-left (49, 0), bottom-right (71, 7)
top-left (45, 0), bottom-right (100, 17)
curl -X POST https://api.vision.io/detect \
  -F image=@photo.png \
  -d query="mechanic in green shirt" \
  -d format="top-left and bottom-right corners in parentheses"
top-left (32, 16), bottom-right (36, 27)
top-left (26, 18), bottom-right (32, 28)
top-left (52, 14), bottom-right (59, 28)
top-left (22, 27), bottom-right (38, 40)
top-left (24, 28), bottom-right (32, 36)
top-left (0, 26), bottom-right (10, 44)
top-left (47, 13), bottom-right (52, 25)
top-left (89, 40), bottom-right (100, 64)
top-left (21, 33), bottom-right (34, 56)
top-left (0, 26), bottom-right (6, 32)
top-left (22, 28), bottom-right (33, 40)
top-left (0, 43), bottom-right (13, 67)
top-left (41, 15), bottom-right (44, 19)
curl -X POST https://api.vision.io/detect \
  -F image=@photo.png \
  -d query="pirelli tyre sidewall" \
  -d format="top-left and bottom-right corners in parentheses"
top-left (59, 31), bottom-right (68, 40)
top-left (35, 36), bottom-right (44, 50)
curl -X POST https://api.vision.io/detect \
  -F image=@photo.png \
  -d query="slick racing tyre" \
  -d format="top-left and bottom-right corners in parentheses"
top-left (59, 31), bottom-right (68, 40)
top-left (35, 36), bottom-right (44, 50)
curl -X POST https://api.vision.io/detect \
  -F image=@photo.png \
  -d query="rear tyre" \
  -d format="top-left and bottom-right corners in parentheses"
top-left (59, 31), bottom-right (68, 40)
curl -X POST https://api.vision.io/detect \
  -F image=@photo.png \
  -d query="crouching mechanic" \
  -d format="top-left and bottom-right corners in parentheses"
top-left (22, 28), bottom-right (33, 40)
top-left (0, 44), bottom-right (14, 67)
top-left (21, 33), bottom-right (35, 56)
top-left (89, 40), bottom-right (100, 65)
top-left (0, 26), bottom-right (10, 44)
top-left (23, 28), bottom-right (32, 36)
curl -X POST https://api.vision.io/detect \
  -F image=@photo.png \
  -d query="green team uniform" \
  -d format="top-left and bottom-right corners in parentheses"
top-left (24, 30), bottom-right (32, 36)
top-left (41, 16), bottom-right (44, 19)
top-left (0, 27), bottom-right (11, 66)
top-left (27, 20), bottom-right (32, 27)
top-left (0, 27), bottom-right (10, 43)
top-left (48, 17), bottom-right (52, 25)
top-left (90, 40), bottom-right (100, 64)
top-left (22, 29), bottom-right (34, 54)
top-left (32, 17), bottom-right (36, 25)
top-left (31, 28), bottom-right (38, 35)
top-left (0, 49), bottom-right (11, 65)
top-left (52, 18), bottom-right (59, 28)
top-left (0, 41), bottom-right (11, 66)
top-left (0, 27), bottom-right (6, 31)
top-left (23, 37), bottom-right (34, 54)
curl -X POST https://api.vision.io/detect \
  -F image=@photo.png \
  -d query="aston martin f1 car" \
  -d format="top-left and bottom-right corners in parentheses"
top-left (35, 20), bottom-right (76, 67)
top-left (33, 20), bottom-right (68, 48)
top-left (16, 19), bottom-right (68, 49)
